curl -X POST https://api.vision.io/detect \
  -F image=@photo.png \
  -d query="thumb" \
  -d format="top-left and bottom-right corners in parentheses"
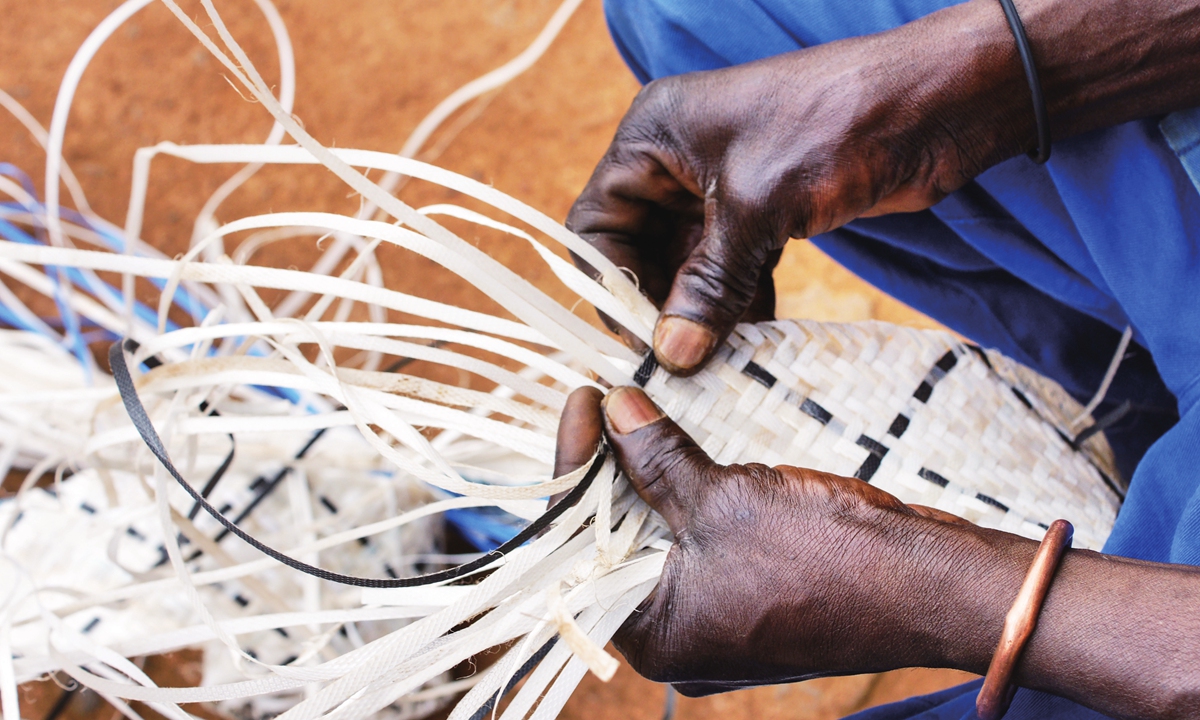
top-left (601, 386), bottom-right (715, 536)
top-left (654, 199), bottom-right (779, 375)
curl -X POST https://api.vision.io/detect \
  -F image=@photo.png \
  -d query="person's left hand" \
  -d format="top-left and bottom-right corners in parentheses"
top-left (553, 385), bottom-right (1002, 696)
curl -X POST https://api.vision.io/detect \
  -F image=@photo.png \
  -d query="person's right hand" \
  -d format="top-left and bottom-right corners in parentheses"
top-left (566, 1), bottom-right (1037, 374)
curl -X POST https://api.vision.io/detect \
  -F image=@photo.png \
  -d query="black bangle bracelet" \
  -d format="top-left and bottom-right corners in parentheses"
top-left (998, 0), bottom-right (1051, 164)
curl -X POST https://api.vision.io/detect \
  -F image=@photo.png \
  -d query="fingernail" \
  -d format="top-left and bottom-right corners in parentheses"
top-left (604, 387), bottom-right (664, 434)
top-left (654, 316), bottom-right (716, 372)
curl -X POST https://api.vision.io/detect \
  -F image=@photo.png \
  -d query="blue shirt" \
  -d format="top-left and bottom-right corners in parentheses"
top-left (603, 1), bottom-right (1200, 717)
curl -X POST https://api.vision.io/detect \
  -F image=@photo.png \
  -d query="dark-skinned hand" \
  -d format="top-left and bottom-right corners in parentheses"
top-left (565, 2), bottom-right (1032, 374)
top-left (556, 386), bottom-right (981, 696)
top-left (554, 386), bottom-right (1200, 717)
top-left (566, 0), bottom-right (1200, 376)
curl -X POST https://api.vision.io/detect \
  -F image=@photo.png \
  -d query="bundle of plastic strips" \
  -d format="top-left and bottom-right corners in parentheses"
top-left (0, 1), bottom-right (1126, 719)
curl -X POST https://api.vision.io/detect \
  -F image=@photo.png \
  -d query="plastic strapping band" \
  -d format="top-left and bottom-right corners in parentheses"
top-left (633, 352), bottom-right (657, 387)
top-left (467, 637), bottom-right (557, 720)
top-left (109, 338), bottom-right (606, 588)
top-left (999, 0), bottom-right (1051, 163)
top-left (1073, 399), bottom-right (1133, 449)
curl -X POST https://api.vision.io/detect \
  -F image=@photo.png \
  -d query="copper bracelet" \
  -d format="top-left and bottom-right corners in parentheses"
top-left (976, 518), bottom-right (1074, 720)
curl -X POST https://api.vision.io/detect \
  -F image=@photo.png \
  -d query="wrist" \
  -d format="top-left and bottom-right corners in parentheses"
top-left (867, 515), bottom-right (1040, 675)
top-left (895, 0), bottom-right (1037, 181)
top-left (922, 0), bottom-right (1200, 163)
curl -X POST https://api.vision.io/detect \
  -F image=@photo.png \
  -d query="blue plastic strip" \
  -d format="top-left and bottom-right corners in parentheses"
top-left (0, 163), bottom-right (37, 198)
top-left (0, 162), bottom-right (308, 407)
top-left (445, 507), bottom-right (523, 552)
top-left (0, 304), bottom-right (37, 332)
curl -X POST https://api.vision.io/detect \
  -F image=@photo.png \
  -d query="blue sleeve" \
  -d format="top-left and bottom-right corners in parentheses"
top-left (603, 0), bottom-right (968, 82)
top-left (848, 679), bottom-right (1116, 720)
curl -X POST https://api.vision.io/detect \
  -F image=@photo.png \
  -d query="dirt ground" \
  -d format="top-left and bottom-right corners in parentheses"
top-left (2, 0), bottom-right (972, 718)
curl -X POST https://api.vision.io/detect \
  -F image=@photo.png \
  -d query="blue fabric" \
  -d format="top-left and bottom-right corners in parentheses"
top-left (1162, 107), bottom-right (1200, 191)
top-left (603, 1), bottom-right (1200, 717)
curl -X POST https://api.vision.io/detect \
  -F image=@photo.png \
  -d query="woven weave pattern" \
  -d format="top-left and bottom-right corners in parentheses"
top-left (641, 319), bottom-right (1121, 551)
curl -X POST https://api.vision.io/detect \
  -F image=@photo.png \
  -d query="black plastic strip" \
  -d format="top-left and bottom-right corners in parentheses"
top-left (935, 350), bottom-right (958, 373)
top-left (975, 493), bottom-right (1010, 513)
top-left (215, 427), bottom-right (329, 543)
top-left (189, 431), bottom-right (235, 521)
top-left (110, 339), bottom-right (606, 588)
top-left (913, 381), bottom-right (934, 403)
top-left (468, 637), bottom-right (558, 720)
top-left (633, 353), bottom-right (658, 387)
top-left (799, 398), bottom-right (832, 425)
top-left (918, 468), bottom-right (950, 488)
top-left (1054, 428), bottom-right (1074, 447)
top-left (123, 341), bottom-right (233, 523)
top-left (856, 435), bottom-right (888, 458)
top-left (854, 454), bottom-right (883, 483)
top-left (1096, 469), bottom-right (1126, 502)
top-left (912, 350), bottom-right (960, 404)
top-left (1073, 399), bottom-right (1133, 448)
top-left (969, 342), bottom-right (1125, 502)
top-left (887, 414), bottom-right (910, 438)
top-left (193, 351), bottom-right (427, 556)
top-left (967, 345), bottom-right (993, 370)
top-left (853, 435), bottom-right (889, 482)
top-left (742, 361), bottom-right (776, 389)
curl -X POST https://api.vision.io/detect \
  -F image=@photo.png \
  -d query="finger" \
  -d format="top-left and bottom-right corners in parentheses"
top-left (601, 310), bottom-right (650, 355)
top-left (566, 152), bottom-right (676, 299)
top-left (548, 387), bottom-right (605, 510)
top-left (567, 144), bottom-right (703, 353)
top-left (601, 386), bottom-right (714, 535)
top-left (742, 247), bottom-right (781, 324)
top-left (655, 200), bottom-right (782, 375)
top-left (554, 387), bottom-right (605, 479)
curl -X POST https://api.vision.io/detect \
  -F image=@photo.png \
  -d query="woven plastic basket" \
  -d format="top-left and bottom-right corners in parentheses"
top-left (638, 319), bottom-right (1121, 552)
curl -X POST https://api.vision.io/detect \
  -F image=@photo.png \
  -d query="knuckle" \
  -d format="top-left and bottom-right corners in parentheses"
top-left (716, 161), bottom-right (794, 237)
top-left (675, 249), bottom-right (761, 315)
top-left (635, 431), bottom-right (706, 483)
top-left (564, 195), bottom-right (598, 235)
top-left (614, 78), bottom-right (692, 163)
top-left (714, 165), bottom-right (772, 209)
top-left (613, 424), bottom-right (712, 509)
top-left (565, 156), bottom-right (634, 233)
top-left (629, 76), bottom-right (684, 126)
